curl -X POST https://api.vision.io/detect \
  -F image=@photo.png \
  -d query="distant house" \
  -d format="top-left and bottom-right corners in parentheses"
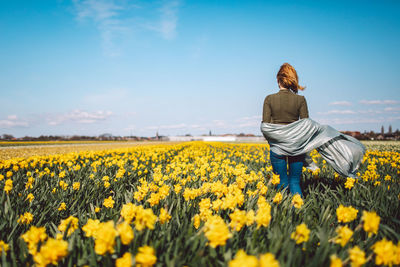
top-left (340, 131), bottom-right (362, 139)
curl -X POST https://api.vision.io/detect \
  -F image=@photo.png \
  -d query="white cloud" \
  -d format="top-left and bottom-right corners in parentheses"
top-left (72, 0), bottom-right (135, 56)
top-left (147, 0), bottom-right (180, 40)
top-left (7, 115), bottom-right (18, 120)
top-left (316, 117), bottom-right (384, 125)
top-left (358, 109), bottom-right (384, 114)
top-left (360, 100), bottom-right (399, 105)
top-left (317, 110), bottom-right (356, 115)
top-left (0, 115), bottom-right (29, 128)
top-left (47, 109), bottom-right (113, 125)
top-left (384, 107), bottom-right (400, 112)
top-left (72, 0), bottom-right (181, 55)
top-left (329, 101), bottom-right (352, 106)
top-left (158, 0), bottom-right (180, 40)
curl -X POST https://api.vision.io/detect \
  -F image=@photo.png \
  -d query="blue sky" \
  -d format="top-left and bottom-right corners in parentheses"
top-left (1, 0), bottom-right (399, 137)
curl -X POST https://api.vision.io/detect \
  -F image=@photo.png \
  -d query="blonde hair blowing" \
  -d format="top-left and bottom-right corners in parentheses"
top-left (277, 63), bottom-right (305, 94)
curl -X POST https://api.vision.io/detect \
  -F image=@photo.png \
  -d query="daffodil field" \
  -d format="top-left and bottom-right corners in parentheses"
top-left (0, 141), bottom-right (399, 267)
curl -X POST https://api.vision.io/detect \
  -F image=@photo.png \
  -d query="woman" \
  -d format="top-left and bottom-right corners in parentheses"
top-left (262, 63), bottom-right (308, 197)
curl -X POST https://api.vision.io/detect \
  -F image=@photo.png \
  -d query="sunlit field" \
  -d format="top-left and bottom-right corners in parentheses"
top-left (0, 141), bottom-right (180, 160)
top-left (0, 141), bottom-right (399, 266)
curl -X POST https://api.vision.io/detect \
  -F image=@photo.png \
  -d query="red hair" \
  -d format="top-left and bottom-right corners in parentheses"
top-left (277, 63), bottom-right (305, 93)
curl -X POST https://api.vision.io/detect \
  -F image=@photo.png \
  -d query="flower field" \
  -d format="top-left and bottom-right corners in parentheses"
top-left (0, 141), bottom-right (178, 160)
top-left (0, 141), bottom-right (399, 267)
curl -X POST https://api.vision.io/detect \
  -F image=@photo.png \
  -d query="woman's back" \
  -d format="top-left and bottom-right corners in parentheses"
top-left (262, 62), bottom-right (309, 197)
top-left (262, 89), bottom-right (308, 124)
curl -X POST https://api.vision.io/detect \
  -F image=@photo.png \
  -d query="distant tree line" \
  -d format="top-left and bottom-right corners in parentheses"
top-left (1, 126), bottom-right (400, 141)
top-left (340, 125), bottom-right (400, 141)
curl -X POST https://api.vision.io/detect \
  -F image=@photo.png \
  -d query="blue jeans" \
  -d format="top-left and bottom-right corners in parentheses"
top-left (270, 150), bottom-right (305, 197)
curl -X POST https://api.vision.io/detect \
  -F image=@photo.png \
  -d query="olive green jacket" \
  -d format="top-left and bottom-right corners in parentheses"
top-left (262, 89), bottom-right (309, 124)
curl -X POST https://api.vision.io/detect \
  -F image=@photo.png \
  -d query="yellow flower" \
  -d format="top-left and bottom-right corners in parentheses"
top-left (273, 192), bottom-right (283, 204)
top-left (204, 215), bottom-right (232, 248)
top-left (255, 198), bottom-right (271, 228)
top-left (18, 212), bottom-right (34, 225)
top-left (95, 206), bottom-right (100, 213)
top-left (291, 223), bottom-right (310, 244)
top-left (21, 226), bottom-right (48, 255)
top-left (0, 174), bottom-right (4, 181)
top-left (393, 242), bottom-right (400, 265)
top-left (344, 177), bottom-right (355, 189)
top-left (259, 252), bottom-right (280, 267)
top-left (33, 238), bottom-right (68, 267)
top-left (271, 173), bottom-right (280, 185)
top-left (135, 246), bottom-right (157, 267)
top-left (228, 250), bottom-right (258, 267)
top-left (4, 179), bottom-right (13, 194)
top-left (174, 184), bottom-right (182, 194)
top-left (25, 177), bottom-right (34, 190)
top-left (292, 194), bottom-right (303, 209)
top-left (348, 246), bottom-right (366, 267)
top-left (58, 216), bottom-right (79, 236)
top-left (334, 226), bottom-right (353, 247)
top-left (59, 171), bottom-right (66, 178)
top-left (193, 214), bottom-right (201, 229)
top-left (361, 211), bottom-right (380, 236)
top-left (229, 209), bottom-right (247, 231)
top-left (116, 221), bottom-right (134, 245)
top-left (6, 171), bottom-right (12, 178)
top-left (199, 198), bottom-right (212, 220)
top-left (329, 255), bottom-right (343, 267)
top-left (371, 238), bottom-right (397, 266)
top-left (120, 203), bottom-right (137, 223)
top-left (103, 196), bottom-right (115, 208)
top-left (133, 206), bottom-right (157, 231)
top-left (0, 240), bottom-right (9, 255)
top-left (336, 205), bottom-right (358, 223)
top-left (94, 221), bottom-right (117, 255)
top-left (82, 219), bottom-right (101, 237)
top-left (72, 182), bottom-right (80, 190)
top-left (55, 233), bottom-right (63, 240)
top-left (159, 208), bottom-right (171, 224)
top-left (245, 210), bottom-right (255, 226)
top-left (58, 202), bottom-right (66, 211)
top-left (59, 180), bottom-right (68, 190)
top-left (116, 252), bottom-right (132, 267)
top-left (26, 193), bottom-right (34, 203)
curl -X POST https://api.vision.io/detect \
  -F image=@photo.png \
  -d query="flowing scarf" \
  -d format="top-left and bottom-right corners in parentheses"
top-left (260, 118), bottom-right (366, 177)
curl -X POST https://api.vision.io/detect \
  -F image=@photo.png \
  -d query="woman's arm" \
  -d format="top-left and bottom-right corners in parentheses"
top-left (299, 96), bottom-right (309, 119)
top-left (262, 96), bottom-right (272, 123)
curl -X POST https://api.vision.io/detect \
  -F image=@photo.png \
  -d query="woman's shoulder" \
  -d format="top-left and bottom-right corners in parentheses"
top-left (265, 92), bottom-right (280, 98)
top-left (288, 92), bottom-right (306, 100)
top-left (264, 92), bottom-right (278, 103)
